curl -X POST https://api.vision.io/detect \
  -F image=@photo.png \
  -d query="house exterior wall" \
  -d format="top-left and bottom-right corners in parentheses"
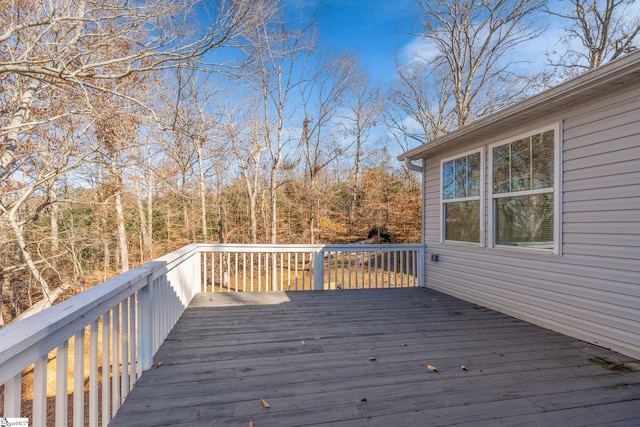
top-left (422, 83), bottom-right (640, 359)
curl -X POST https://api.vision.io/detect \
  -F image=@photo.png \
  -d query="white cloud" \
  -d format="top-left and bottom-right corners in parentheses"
top-left (398, 36), bottom-right (439, 66)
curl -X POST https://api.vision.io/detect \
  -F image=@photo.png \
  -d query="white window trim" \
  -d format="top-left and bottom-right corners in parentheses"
top-left (487, 122), bottom-right (562, 254)
top-left (440, 148), bottom-right (484, 246)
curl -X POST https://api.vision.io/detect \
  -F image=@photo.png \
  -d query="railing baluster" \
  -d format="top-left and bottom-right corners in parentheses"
top-left (250, 253), bottom-right (255, 292)
top-left (400, 251), bottom-right (405, 287)
top-left (121, 299), bottom-right (129, 400)
top-left (243, 253), bottom-right (247, 292)
top-left (258, 253), bottom-right (262, 292)
top-left (55, 340), bottom-right (68, 427)
top-left (360, 251), bottom-right (365, 288)
top-left (280, 252), bottom-right (284, 291)
top-left (214, 252), bottom-right (218, 292)
top-left (130, 295), bottom-right (137, 384)
top-left (287, 252), bottom-right (291, 290)
top-left (226, 252), bottom-right (231, 292)
top-left (112, 304), bottom-right (121, 414)
top-left (366, 250), bottom-right (369, 288)
top-left (4, 374), bottom-right (21, 418)
top-left (218, 252), bottom-right (223, 293)
top-left (235, 252), bottom-right (239, 292)
top-left (328, 251), bottom-right (332, 290)
top-left (301, 253), bottom-right (306, 290)
top-left (374, 250), bottom-right (378, 287)
top-left (73, 329), bottom-right (85, 427)
top-left (203, 252), bottom-right (207, 292)
top-left (336, 251), bottom-right (340, 288)
top-left (33, 355), bottom-right (48, 426)
top-left (89, 320), bottom-right (99, 427)
top-left (102, 311), bottom-right (111, 425)
top-left (341, 252), bottom-right (345, 290)
top-left (388, 251), bottom-right (392, 287)
top-left (294, 252), bottom-right (298, 290)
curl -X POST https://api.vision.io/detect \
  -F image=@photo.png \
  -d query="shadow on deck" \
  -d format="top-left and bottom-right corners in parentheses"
top-left (110, 288), bottom-right (640, 426)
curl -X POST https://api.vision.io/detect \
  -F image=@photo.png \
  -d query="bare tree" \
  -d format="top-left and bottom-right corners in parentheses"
top-left (547, 0), bottom-right (640, 74)
top-left (245, 2), bottom-right (312, 244)
top-left (221, 101), bottom-right (265, 244)
top-left (166, 71), bottom-right (221, 242)
top-left (297, 53), bottom-right (356, 243)
top-left (340, 73), bottom-right (384, 236)
top-left (0, 0), bottom-right (263, 318)
top-left (390, 0), bottom-right (546, 150)
top-left (387, 60), bottom-right (454, 149)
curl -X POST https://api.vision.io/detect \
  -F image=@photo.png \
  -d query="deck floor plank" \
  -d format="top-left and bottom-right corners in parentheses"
top-left (110, 288), bottom-right (640, 426)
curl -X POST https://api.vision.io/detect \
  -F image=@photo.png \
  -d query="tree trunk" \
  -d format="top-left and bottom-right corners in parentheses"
top-left (196, 142), bottom-right (208, 242)
top-left (134, 178), bottom-right (150, 262)
top-left (49, 186), bottom-right (59, 252)
top-left (114, 188), bottom-right (129, 273)
top-left (7, 212), bottom-right (58, 312)
top-left (1, 81), bottom-right (39, 177)
top-left (112, 158), bottom-right (129, 273)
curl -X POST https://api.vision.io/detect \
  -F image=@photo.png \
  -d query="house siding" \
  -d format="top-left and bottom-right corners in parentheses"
top-left (423, 83), bottom-right (640, 359)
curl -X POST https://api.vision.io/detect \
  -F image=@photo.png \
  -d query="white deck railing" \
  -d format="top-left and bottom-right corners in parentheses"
top-left (0, 244), bottom-right (201, 426)
top-left (200, 243), bottom-right (425, 292)
top-left (0, 243), bottom-right (424, 425)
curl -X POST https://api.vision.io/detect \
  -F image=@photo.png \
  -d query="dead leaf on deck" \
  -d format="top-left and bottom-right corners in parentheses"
top-left (314, 336), bottom-right (320, 340)
top-left (460, 365), bottom-right (468, 371)
top-left (154, 361), bottom-right (163, 369)
top-left (400, 343), bottom-right (408, 347)
top-left (260, 398), bottom-right (270, 408)
top-left (427, 364), bottom-right (438, 372)
top-left (361, 397), bottom-right (368, 402)
top-left (248, 420), bottom-right (254, 427)
top-left (492, 352), bottom-right (504, 357)
top-left (301, 340), bottom-right (306, 346)
top-left (368, 357), bottom-right (377, 361)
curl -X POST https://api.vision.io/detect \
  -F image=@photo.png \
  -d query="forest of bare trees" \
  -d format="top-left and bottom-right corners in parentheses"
top-left (1, 0), bottom-right (638, 324)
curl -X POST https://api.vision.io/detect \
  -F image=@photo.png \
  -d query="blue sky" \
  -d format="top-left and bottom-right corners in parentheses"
top-left (310, 0), bottom-right (619, 85)
top-left (315, 0), bottom-right (419, 83)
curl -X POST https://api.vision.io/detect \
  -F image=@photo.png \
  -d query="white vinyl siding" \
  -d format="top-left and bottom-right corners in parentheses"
top-left (423, 83), bottom-right (640, 359)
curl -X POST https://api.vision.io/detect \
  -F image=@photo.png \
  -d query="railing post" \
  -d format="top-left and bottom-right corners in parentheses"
top-left (314, 249), bottom-right (325, 290)
top-left (139, 273), bottom-right (155, 371)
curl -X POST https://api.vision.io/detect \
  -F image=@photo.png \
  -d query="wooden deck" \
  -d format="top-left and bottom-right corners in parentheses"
top-left (110, 288), bottom-right (640, 426)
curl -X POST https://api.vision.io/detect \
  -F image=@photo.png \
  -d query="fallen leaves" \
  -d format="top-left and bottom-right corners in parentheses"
top-left (249, 420), bottom-right (254, 427)
top-left (301, 340), bottom-right (306, 346)
top-left (260, 398), bottom-right (270, 408)
top-left (154, 361), bottom-right (163, 369)
top-left (368, 356), bottom-right (377, 362)
top-left (460, 365), bottom-right (468, 371)
top-left (427, 364), bottom-right (438, 372)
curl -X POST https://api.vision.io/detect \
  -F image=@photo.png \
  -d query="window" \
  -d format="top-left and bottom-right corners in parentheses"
top-left (491, 128), bottom-right (557, 250)
top-left (441, 151), bottom-right (481, 243)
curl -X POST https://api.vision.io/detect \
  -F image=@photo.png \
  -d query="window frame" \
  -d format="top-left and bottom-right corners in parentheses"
top-left (440, 148), bottom-right (484, 246)
top-left (488, 123), bottom-right (562, 254)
